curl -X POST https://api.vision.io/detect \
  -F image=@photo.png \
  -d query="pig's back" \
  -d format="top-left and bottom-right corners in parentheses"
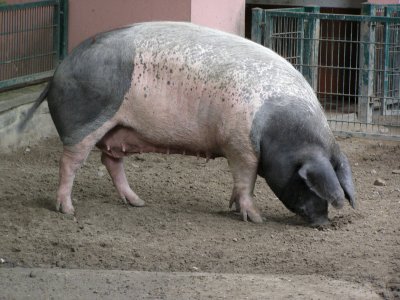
top-left (48, 22), bottom-right (320, 148)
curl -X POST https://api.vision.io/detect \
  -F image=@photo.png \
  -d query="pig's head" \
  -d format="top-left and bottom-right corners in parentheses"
top-left (253, 105), bottom-right (356, 226)
top-left (259, 145), bottom-right (355, 226)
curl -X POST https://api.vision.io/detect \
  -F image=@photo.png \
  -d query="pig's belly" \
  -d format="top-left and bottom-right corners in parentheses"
top-left (96, 51), bottom-right (256, 160)
top-left (96, 125), bottom-right (223, 159)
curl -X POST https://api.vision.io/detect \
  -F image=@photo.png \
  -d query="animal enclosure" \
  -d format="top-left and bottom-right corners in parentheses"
top-left (0, 0), bottom-right (68, 90)
top-left (251, 4), bottom-right (400, 140)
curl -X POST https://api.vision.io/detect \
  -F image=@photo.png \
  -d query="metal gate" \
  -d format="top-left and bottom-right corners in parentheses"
top-left (0, 0), bottom-right (68, 90)
top-left (251, 4), bottom-right (400, 140)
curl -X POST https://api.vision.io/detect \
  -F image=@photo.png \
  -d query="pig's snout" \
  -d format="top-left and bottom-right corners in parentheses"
top-left (298, 204), bottom-right (329, 227)
top-left (331, 198), bottom-right (344, 209)
top-left (309, 215), bottom-right (330, 227)
top-left (295, 196), bottom-right (329, 227)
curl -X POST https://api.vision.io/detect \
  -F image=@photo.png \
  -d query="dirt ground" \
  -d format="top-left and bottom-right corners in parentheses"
top-left (0, 137), bottom-right (399, 298)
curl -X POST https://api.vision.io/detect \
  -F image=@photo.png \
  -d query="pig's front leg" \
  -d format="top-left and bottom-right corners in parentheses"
top-left (227, 154), bottom-right (262, 223)
top-left (101, 153), bottom-right (145, 207)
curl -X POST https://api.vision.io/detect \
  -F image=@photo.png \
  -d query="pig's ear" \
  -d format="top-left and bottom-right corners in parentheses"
top-left (298, 157), bottom-right (345, 208)
top-left (334, 152), bottom-right (356, 209)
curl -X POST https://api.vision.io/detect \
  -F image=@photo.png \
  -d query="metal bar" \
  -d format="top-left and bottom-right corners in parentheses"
top-left (251, 8), bottom-right (264, 44)
top-left (59, 0), bottom-right (68, 59)
top-left (53, 0), bottom-right (60, 65)
top-left (323, 19), bottom-right (328, 111)
top-left (297, 15), bottom-right (304, 72)
top-left (355, 21), bottom-right (360, 123)
top-left (357, 3), bottom-right (376, 123)
top-left (0, 51), bottom-right (57, 66)
top-left (383, 5), bottom-right (400, 116)
top-left (0, 70), bottom-right (54, 90)
top-left (0, 23), bottom-right (56, 37)
top-left (29, 6), bottom-right (33, 77)
top-left (263, 11), bottom-right (273, 48)
top-left (246, 0), bottom-right (365, 9)
top-left (256, 11), bottom-right (400, 23)
top-left (336, 20), bottom-right (340, 116)
top-left (382, 14), bottom-right (390, 115)
top-left (302, 6), bottom-right (320, 89)
top-left (257, 7), bottom-right (306, 13)
top-left (11, 4), bottom-right (15, 78)
top-left (343, 20), bottom-right (348, 119)
top-left (0, 1), bottom-right (59, 11)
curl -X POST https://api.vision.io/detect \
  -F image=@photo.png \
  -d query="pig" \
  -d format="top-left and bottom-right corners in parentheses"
top-left (22, 21), bottom-right (355, 226)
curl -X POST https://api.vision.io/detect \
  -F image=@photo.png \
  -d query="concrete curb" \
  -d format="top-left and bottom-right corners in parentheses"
top-left (0, 267), bottom-right (381, 299)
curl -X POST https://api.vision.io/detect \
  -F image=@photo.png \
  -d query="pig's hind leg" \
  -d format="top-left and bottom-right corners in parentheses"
top-left (101, 152), bottom-right (145, 207)
top-left (57, 144), bottom-right (93, 214)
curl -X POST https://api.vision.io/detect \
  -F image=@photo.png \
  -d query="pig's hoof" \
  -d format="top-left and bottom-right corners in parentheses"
top-left (242, 209), bottom-right (263, 223)
top-left (124, 196), bottom-right (145, 207)
top-left (229, 197), bottom-right (240, 212)
top-left (56, 201), bottom-right (75, 215)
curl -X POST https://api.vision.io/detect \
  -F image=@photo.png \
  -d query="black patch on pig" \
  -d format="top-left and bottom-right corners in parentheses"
top-left (250, 97), bottom-right (336, 223)
top-left (249, 95), bottom-right (332, 156)
top-left (47, 27), bottom-right (136, 145)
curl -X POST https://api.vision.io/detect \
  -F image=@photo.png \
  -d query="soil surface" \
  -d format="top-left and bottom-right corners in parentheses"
top-left (0, 137), bottom-right (399, 298)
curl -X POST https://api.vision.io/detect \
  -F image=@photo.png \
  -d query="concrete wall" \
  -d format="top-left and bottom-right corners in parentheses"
top-left (0, 103), bottom-right (56, 152)
top-left (0, 85), bottom-right (57, 152)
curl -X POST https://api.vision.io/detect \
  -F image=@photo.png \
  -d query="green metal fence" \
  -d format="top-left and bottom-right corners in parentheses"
top-left (251, 4), bottom-right (400, 140)
top-left (0, 0), bottom-right (68, 91)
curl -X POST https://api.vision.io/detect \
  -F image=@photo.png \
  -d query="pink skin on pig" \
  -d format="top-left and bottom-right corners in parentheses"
top-left (56, 49), bottom-right (263, 222)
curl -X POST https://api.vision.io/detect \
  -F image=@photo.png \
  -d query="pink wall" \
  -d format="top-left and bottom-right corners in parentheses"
top-left (68, 0), bottom-right (191, 51)
top-left (68, 0), bottom-right (245, 52)
top-left (191, 0), bottom-right (245, 36)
